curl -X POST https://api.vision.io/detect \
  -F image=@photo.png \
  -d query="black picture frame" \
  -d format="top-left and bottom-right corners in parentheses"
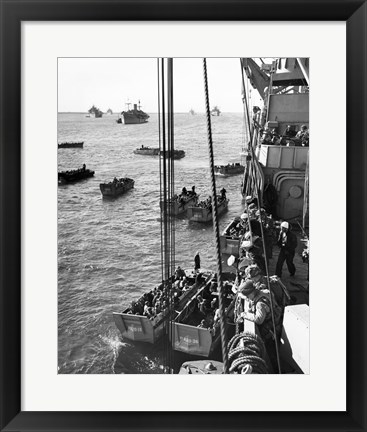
top-left (1, 1), bottom-right (366, 431)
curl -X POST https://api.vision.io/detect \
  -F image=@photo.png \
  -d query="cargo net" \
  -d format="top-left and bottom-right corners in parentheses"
top-left (227, 332), bottom-right (268, 374)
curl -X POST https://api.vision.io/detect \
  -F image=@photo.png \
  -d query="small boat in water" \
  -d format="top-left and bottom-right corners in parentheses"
top-left (133, 146), bottom-right (160, 156)
top-left (220, 216), bottom-right (243, 257)
top-left (100, 177), bottom-right (134, 198)
top-left (170, 273), bottom-right (236, 357)
top-left (159, 149), bottom-right (185, 159)
top-left (214, 163), bottom-right (244, 176)
top-left (58, 141), bottom-right (84, 149)
top-left (113, 269), bottom-right (214, 344)
top-left (58, 165), bottom-right (94, 184)
top-left (187, 196), bottom-right (229, 223)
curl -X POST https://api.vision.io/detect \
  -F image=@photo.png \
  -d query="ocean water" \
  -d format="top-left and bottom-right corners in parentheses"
top-left (58, 112), bottom-right (248, 374)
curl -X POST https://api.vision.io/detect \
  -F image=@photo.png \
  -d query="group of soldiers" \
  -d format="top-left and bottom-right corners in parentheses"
top-left (108, 177), bottom-right (131, 186)
top-left (196, 188), bottom-right (227, 212)
top-left (232, 263), bottom-right (283, 364)
top-left (261, 124), bottom-right (309, 147)
top-left (172, 186), bottom-right (197, 204)
top-left (227, 197), bottom-right (276, 274)
top-left (128, 267), bottom-right (192, 321)
top-left (227, 195), bottom-right (297, 279)
top-left (196, 277), bottom-right (233, 331)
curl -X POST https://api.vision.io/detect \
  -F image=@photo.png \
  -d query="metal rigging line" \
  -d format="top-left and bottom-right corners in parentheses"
top-left (158, 58), bottom-right (175, 373)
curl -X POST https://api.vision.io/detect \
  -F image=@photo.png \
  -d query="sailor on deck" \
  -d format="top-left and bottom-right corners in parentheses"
top-left (275, 221), bottom-right (297, 278)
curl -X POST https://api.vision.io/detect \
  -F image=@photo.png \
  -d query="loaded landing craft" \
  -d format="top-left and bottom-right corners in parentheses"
top-left (187, 195), bottom-right (229, 223)
top-left (214, 163), bottom-right (244, 176)
top-left (58, 141), bottom-right (84, 149)
top-left (133, 146), bottom-right (160, 156)
top-left (160, 188), bottom-right (199, 216)
top-left (113, 269), bottom-right (214, 344)
top-left (170, 273), bottom-right (236, 357)
top-left (58, 165), bottom-right (94, 184)
top-left (100, 177), bottom-right (134, 198)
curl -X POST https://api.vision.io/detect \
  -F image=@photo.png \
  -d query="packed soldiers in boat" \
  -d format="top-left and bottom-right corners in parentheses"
top-left (196, 188), bottom-right (227, 212)
top-left (108, 177), bottom-right (131, 186)
top-left (127, 266), bottom-right (195, 324)
top-left (62, 163), bottom-right (88, 175)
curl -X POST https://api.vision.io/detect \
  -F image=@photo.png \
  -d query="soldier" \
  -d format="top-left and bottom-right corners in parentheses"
top-left (194, 251), bottom-right (201, 272)
top-left (236, 280), bottom-right (282, 345)
top-left (220, 187), bottom-right (227, 200)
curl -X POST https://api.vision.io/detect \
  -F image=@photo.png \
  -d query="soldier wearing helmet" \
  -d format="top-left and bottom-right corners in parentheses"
top-left (275, 221), bottom-right (297, 278)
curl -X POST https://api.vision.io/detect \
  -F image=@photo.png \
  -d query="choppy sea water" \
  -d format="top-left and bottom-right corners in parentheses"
top-left (58, 112), bottom-right (248, 374)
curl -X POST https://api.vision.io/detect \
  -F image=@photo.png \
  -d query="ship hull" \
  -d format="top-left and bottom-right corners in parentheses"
top-left (123, 117), bottom-right (149, 124)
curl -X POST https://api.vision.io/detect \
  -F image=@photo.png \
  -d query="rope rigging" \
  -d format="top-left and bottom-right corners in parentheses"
top-left (202, 58), bottom-right (229, 374)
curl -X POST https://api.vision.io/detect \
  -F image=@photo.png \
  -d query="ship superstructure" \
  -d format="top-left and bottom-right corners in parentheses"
top-left (241, 58), bottom-right (309, 223)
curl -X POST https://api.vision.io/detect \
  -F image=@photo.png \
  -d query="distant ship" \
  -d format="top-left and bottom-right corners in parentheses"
top-left (117, 100), bottom-right (149, 124)
top-left (211, 106), bottom-right (221, 116)
top-left (88, 105), bottom-right (103, 118)
top-left (189, 108), bottom-right (196, 115)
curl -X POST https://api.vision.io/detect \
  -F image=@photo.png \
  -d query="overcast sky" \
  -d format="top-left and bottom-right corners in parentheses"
top-left (58, 58), bottom-right (262, 113)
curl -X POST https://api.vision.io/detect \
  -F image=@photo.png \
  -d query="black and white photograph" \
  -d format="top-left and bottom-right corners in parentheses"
top-left (57, 57), bottom-right (309, 375)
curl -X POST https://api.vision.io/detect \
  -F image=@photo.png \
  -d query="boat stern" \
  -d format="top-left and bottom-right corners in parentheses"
top-left (113, 312), bottom-right (157, 343)
top-left (170, 323), bottom-right (214, 357)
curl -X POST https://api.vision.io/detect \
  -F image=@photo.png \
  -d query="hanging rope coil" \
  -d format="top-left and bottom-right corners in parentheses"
top-left (228, 332), bottom-right (268, 374)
